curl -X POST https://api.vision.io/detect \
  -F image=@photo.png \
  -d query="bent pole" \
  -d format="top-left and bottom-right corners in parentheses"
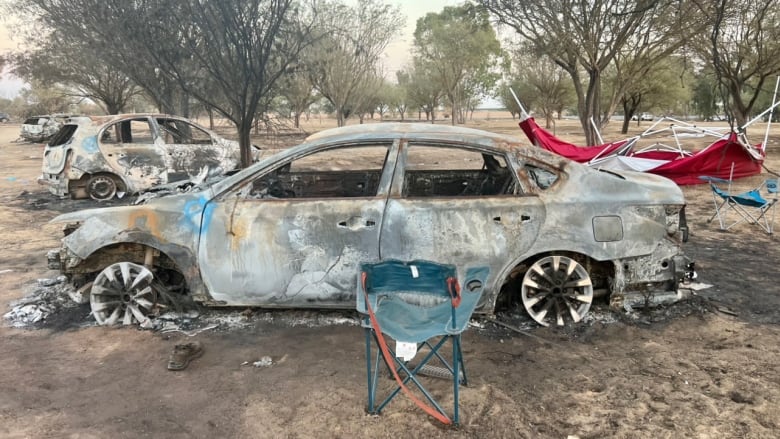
top-left (590, 117), bottom-right (604, 144)
top-left (761, 76), bottom-right (779, 153)
top-left (509, 88), bottom-right (530, 119)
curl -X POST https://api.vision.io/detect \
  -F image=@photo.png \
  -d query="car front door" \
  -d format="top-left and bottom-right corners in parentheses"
top-left (379, 141), bottom-right (545, 302)
top-left (198, 141), bottom-right (398, 307)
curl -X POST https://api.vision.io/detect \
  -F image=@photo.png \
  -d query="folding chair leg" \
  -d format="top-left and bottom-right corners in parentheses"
top-left (453, 335), bottom-right (460, 424)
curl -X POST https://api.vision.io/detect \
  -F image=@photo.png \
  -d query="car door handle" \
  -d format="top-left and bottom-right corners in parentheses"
top-left (494, 214), bottom-right (531, 224)
top-left (338, 217), bottom-right (376, 230)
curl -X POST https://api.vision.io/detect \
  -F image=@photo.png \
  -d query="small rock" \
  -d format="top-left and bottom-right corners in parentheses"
top-left (37, 278), bottom-right (61, 287)
top-left (253, 356), bottom-right (273, 367)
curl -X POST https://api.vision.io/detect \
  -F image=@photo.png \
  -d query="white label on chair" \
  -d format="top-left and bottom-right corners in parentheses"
top-left (410, 265), bottom-right (419, 278)
top-left (396, 341), bottom-right (417, 361)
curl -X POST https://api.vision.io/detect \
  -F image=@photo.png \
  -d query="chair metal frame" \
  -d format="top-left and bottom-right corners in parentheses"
top-left (357, 260), bottom-right (488, 425)
top-left (703, 175), bottom-right (778, 234)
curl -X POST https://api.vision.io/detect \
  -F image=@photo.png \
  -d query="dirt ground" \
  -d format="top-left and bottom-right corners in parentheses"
top-left (1, 116), bottom-right (780, 438)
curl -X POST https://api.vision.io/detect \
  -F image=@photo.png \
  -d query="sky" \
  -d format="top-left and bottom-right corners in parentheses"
top-left (0, 0), bottom-right (463, 100)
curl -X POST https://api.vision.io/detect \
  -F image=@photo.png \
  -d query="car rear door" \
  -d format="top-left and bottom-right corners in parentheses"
top-left (197, 140), bottom-right (399, 307)
top-left (99, 117), bottom-right (168, 187)
top-left (154, 117), bottom-right (237, 182)
top-left (378, 140), bottom-right (545, 302)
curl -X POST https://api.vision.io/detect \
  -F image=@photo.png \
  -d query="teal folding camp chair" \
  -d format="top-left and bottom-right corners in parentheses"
top-left (701, 176), bottom-right (778, 234)
top-left (356, 260), bottom-right (489, 425)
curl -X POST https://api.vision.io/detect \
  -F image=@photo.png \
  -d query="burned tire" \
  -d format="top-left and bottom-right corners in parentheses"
top-left (520, 255), bottom-right (594, 327)
top-left (87, 174), bottom-right (118, 200)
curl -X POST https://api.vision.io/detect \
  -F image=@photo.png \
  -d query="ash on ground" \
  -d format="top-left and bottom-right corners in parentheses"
top-left (5, 277), bottom-right (713, 336)
top-left (3, 276), bottom-right (91, 329)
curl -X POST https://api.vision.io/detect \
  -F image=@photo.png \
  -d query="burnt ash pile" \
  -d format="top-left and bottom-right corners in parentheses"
top-left (3, 276), bottom-right (90, 330)
top-left (5, 274), bottom-right (712, 338)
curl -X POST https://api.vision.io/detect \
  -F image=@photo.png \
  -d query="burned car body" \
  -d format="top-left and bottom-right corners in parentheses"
top-left (21, 114), bottom-right (72, 143)
top-left (37, 114), bottom-right (241, 200)
top-left (48, 123), bottom-right (693, 327)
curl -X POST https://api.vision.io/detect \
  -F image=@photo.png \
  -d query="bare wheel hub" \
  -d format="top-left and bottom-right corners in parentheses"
top-left (87, 175), bottom-right (117, 200)
top-left (521, 255), bottom-right (594, 327)
top-left (90, 262), bottom-right (158, 326)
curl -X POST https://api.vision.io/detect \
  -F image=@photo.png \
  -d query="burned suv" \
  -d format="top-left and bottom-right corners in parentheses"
top-left (38, 114), bottom-right (242, 200)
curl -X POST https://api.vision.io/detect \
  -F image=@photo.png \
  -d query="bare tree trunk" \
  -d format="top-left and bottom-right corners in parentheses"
top-left (238, 122), bottom-right (253, 169)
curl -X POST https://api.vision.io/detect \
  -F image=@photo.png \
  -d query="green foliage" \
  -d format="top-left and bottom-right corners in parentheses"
top-left (413, 4), bottom-right (504, 124)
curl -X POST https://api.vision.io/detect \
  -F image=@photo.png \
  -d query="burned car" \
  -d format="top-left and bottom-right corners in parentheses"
top-left (21, 114), bottom-right (71, 143)
top-left (37, 114), bottom-right (242, 200)
top-left (47, 123), bottom-right (694, 327)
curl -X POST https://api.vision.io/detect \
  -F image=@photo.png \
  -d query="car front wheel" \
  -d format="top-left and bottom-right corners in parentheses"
top-left (90, 262), bottom-right (158, 326)
top-left (520, 255), bottom-right (594, 327)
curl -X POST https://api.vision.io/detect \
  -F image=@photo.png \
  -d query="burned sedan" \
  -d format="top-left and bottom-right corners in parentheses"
top-left (38, 114), bottom-right (242, 200)
top-left (47, 123), bottom-right (693, 327)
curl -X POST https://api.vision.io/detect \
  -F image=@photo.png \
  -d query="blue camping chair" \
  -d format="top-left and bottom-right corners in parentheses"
top-left (701, 176), bottom-right (778, 234)
top-left (356, 260), bottom-right (489, 425)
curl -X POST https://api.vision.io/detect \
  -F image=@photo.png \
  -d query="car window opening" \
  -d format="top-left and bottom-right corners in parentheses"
top-left (242, 144), bottom-right (390, 199)
top-left (102, 119), bottom-right (154, 144)
top-left (403, 145), bottom-right (516, 197)
top-left (47, 125), bottom-right (78, 147)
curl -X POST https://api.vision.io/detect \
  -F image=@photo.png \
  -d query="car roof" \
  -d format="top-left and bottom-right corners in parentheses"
top-left (304, 122), bottom-right (526, 152)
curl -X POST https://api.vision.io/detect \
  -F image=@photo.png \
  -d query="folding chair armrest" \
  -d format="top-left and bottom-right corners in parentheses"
top-left (699, 175), bottom-right (729, 184)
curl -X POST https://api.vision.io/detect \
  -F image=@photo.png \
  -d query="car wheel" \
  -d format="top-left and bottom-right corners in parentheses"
top-left (520, 255), bottom-right (594, 327)
top-left (90, 262), bottom-right (157, 326)
top-left (87, 174), bottom-right (118, 200)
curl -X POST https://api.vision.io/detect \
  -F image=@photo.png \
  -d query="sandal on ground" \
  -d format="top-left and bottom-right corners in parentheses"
top-left (167, 341), bottom-right (204, 371)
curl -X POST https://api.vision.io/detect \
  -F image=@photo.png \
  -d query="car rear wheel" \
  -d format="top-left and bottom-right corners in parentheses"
top-left (520, 255), bottom-right (594, 327)
top-left (90, 262), bottom-right (158, 326)
top-left (87, 174), bottom-right (118, 200)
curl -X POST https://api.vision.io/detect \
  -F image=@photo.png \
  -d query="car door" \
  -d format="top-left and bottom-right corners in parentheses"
top-left (379, 141), bottom-right (545, 301)
top-left (154, 117), bottom-right (231, 182)
top-left (99, 117), bottom-right (168, 186)
top-left (198, 140), bottom-right (399, 307)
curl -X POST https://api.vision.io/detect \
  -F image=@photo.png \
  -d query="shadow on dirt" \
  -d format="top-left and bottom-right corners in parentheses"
top-left (13, 190), bottom-right (132, 213)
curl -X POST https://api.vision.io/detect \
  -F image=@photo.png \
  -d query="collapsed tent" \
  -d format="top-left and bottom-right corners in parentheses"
top-left (518, 116), bottom-right (766, 185)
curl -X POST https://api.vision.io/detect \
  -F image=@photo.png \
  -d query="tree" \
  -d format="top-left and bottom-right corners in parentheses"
top-left (510, 49), bottom-right (575, 128)
top-left (19, 0), bottom-right (195, 116)
top-left (307, 0), bottom-right (403, 127)
top-left (614, 57), bottom-right (692, 132)
top-left (390, 76), bottom-right (410, 121)
top-left (480, 0), bottom-right (701, 145)
top-left (691, 70), bottom-right (720, 120)
top-left (692, 0), bottom-right (780, 127)
top-left (10, 36), bottom-right (138, 114)
top-left (277, 71), bottom-right (319, 128)
top-left (413, 5), bottom-right (503, 125)
top-left (398, 61), bottom-right (443, 122)
top-left (15, 80), bottom-right (77, 116)
top-left (22, 0), bottom-right (318, 168)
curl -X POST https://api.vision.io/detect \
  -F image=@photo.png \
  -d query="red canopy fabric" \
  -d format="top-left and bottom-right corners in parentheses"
top-left (518, 118), bottom-right (764, 185)
top-left (519, 117), bottom-right (629, 162)
top-left (633, 134), bottom-right (764, 185)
